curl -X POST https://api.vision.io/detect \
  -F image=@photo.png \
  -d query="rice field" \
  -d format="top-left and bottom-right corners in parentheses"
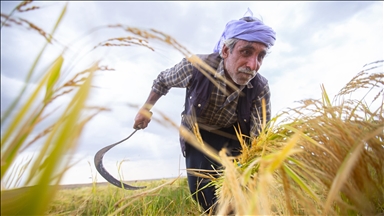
top-left (47, 178), bottom-right (200, 216)
top-left (1, 1), bottom-right (383, 216)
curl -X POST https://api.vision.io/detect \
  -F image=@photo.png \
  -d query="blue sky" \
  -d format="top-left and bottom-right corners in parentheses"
top-left (1, 1), bottom-right (383, 185)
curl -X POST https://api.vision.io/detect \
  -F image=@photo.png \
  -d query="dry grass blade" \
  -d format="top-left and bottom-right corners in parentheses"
top-left (180, 124), bottom-right (221, 164)
top-left (321, 84), bottom-right (332, 107)
top-left (216, 149), bottom-right (247, 215)
top-left (324, 126), bottom-right (384, 214)
top-left (110, 177), bottom-right (180, 216)
top-left (187, 55), bottom-right (238, 96)
top-left (280, 166), bottom-right (294, 215)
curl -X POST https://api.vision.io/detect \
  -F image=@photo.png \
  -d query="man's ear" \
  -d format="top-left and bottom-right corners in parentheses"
top-left (222, 44), bottom-right (229, 58)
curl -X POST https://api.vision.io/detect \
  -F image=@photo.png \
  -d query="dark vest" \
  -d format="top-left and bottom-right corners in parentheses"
top-left (179, 53), bottom-right (268, 154)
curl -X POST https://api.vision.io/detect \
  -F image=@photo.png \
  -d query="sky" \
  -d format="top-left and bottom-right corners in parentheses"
top-left (1, 1), bottom-right (383, 186)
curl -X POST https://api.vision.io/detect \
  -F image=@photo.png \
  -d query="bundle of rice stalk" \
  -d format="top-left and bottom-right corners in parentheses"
top-left (212, 61), bottom-right (383, 215)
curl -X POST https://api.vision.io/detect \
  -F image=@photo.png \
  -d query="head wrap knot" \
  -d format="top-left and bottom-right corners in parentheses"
top-left (213, 11), bottom-right (276, 53)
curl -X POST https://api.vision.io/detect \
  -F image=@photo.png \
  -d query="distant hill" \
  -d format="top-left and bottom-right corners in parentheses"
top-left (59, 177), bottom-right (181, 189)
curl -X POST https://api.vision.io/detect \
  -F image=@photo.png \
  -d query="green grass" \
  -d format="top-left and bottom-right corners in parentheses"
top-left (47, 178), bottom-right (200, 216)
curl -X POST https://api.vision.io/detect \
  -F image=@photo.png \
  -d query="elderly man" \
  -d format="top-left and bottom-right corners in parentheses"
top-left (133, 12), bottom-right (276, 213)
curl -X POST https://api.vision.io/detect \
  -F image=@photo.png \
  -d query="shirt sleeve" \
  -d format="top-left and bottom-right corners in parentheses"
top-left (152, 58), bottom-right (194, 96)
top-left (250, 83), bottom-right (271, 137)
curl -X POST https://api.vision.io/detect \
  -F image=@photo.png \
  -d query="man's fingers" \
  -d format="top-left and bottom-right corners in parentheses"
top-left (133, 110), bottom-right (153, 130)
top-left (138, 123), bottom-right (145, 129)
top-left (134, 124), bottom-right (144, 130)
top-left (134, 120), bottom-right (151, 130)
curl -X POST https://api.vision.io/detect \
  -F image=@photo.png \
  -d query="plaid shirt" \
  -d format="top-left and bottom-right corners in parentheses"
top-left (152, 55), bottom-right (271, 138)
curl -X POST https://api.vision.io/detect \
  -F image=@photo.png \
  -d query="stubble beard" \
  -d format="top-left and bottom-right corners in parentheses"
top-left (232, 67), bottom-right (257, 85)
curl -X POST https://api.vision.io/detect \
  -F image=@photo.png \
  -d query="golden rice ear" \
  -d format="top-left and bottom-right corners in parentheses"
top-left (212, 60), bottom-right (383, 215)
top-left (93, 37), bottom-right (155, 51)
top-left (15, 1), bottom-right (40, 13)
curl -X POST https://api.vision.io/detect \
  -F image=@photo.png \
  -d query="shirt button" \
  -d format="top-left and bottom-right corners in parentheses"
top-left (189, 96), bottom-right (192, 99)
top-left (198, 104), bottom-right (201, 107)
top-left (244, 119), bottom-right (247, 122)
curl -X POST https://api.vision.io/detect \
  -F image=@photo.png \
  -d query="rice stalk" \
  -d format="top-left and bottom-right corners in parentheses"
top-left (0, 0), bottom-right (37, 28)
top-left (1, 56), bottom-right (64, 178)
top-left (0, 2), bottom-right (67, 125)
top-left (0, 59), bottom-right (101, 215)
top-left (103, 24), bottom-right (238, 96)
top-left (0, 2), bottom-right (114, 215)
top-left (211, 60), bottom-right (383, 215)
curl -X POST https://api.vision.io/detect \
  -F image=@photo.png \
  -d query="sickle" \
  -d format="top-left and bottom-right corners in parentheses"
top-left (94, 129), bottom-right (146, 190)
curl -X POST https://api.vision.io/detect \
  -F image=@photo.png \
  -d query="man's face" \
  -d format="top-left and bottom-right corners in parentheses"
top-left (222, 40), bottom-right (268, 86)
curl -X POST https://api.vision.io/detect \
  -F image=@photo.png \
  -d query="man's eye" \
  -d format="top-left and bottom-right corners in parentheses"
top-left (241, 50), bottom-right (251, 56)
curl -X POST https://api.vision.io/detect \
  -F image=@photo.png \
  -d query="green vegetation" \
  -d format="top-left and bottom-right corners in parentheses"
top-left (47, 178), bottom-right (200, 216)
top-left (0, 1), bottom-right (211, 215)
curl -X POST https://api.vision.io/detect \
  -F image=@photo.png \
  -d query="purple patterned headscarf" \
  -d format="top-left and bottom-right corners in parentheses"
top-left (213, 13), bottom-right (276, 53)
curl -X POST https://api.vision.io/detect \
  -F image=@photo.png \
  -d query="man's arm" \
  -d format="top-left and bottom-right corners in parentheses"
top-left (133, 90), bottom-right (162, 130)
top-left (133, 57), bottom-right (194, 130)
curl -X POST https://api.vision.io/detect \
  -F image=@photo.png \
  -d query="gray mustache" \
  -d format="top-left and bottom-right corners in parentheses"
top-left (238, 67), bottom-right (256, 75)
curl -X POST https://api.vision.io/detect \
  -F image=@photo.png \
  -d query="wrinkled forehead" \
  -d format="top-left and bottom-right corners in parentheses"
top-left (236, 40), bottom-right (269, 51)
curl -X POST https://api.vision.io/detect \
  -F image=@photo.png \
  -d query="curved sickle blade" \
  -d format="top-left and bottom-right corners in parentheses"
top-left (94, 129), bottom-right (146, 190)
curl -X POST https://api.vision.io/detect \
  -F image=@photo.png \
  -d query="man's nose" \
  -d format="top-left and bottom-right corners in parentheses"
top-left (246, 56), bottom-right (259, 71)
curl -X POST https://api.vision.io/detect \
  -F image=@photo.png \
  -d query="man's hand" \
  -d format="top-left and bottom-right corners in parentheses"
top-left (133, 91), bottom-right (161, 130)
top-left (133, 108), bottom-right (153, 130)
